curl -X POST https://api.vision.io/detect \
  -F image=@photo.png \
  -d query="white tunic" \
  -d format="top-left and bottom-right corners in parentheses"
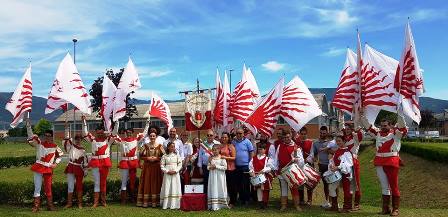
top-left (160, 153), bottom-right (183, 209)
top-left (207, 157), bottom-right (229, 210)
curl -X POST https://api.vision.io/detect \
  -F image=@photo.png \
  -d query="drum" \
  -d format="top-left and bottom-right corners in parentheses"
top-left (303, 164), bottom-right (321, 189)
top-left (323, 170), bottom-right (342, 184)
top-left (280, 163), bottom-right (307, 188)
top-left (250, 173), bottom-right (267, 186)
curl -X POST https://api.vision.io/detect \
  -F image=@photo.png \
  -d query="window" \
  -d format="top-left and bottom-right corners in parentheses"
top-left (53, 124), bottom-right (65, 132)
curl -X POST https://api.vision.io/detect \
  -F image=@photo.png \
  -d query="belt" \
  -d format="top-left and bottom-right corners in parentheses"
top-left (376, 152), bottom-right (398, 157)
top-left (121, 156), bottom-right (138, 161)
top-left (91, 155), bottom-right (109, 159)
top-left (69, 161), bottom-right (83, 166)
top-left (36, 160), bottom-right (53, 167)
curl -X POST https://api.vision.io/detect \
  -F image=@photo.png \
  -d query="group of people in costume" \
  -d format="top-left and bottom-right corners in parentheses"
top-left (25, 112), bottom-right (407, 216)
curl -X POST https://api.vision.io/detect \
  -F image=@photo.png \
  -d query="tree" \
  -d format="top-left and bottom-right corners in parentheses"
top-left (89, 68), bottom-right (138, 123)
top-left (374, 110), bottom-right (398, 126)
top-left (33, 118), bottom-right (52, 136)
top-left (419, 109), bottom-right (436, 130)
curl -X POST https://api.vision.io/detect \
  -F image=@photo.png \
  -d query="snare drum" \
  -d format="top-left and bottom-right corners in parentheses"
top-left (323, 170), bottom-right (342, 184)
top-left (303, 164), bottom-right (321, 189)
top-left (280, 163), bottom-right (307, 188)
top-left (250, 173), bottom-right (267, 186)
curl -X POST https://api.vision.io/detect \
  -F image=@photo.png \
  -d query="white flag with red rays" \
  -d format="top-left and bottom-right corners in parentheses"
top-left (394, 22), bottom-right (424, 124)
top-left (229, 64), bottom-right (260, 123)
top-left (101, 74), bottom-right (117, 132)
top-left (113, 57), bottom-right (141, 121)
top-left (213, 69), bottom-right (224, 127)
top-left (146, 92), bottom-right (173, 130)
top-left (45, 53), bottom-right (91, 115)
top-left (280, 75), bottom-right (322, 131)
top-left (5, 64), bottom-right (32, 128)
top-left (361, 45), bottom-right (399, 124)
top-left (244, 78), bottom-right (284, 137)
top-left (222, 70), bottom-right (233, 130)
top-left (331, 48), bottom-right (359, 117)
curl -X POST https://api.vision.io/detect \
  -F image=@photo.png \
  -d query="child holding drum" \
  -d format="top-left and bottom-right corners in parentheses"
top-left (248, 143), bottom-right (275, 209)
top-left (326, 135), bottom-right (354, 212)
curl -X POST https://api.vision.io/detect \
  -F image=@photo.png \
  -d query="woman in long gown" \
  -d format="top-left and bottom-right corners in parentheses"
top-left (219, 132), bottom-right (237, 208)
top-left (137, 132), bottom-right (164, 208)
top-left (207, 144), bottom-right (229, 211)
top-left (160, 142), bottom-right (183, 209)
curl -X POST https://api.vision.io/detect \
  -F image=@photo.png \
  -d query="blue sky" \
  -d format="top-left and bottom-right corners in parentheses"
top-left (0, 0), bottom-right (447, 100)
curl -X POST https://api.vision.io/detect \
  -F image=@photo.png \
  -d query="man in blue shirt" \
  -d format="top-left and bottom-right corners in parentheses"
top-left (232, 128), bottom-right (254, 205)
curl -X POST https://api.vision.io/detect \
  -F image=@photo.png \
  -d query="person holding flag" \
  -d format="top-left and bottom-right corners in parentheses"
top-left (26, 115), bottom-right (64, 212)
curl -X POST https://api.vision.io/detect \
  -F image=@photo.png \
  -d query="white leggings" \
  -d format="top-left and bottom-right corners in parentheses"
top-left (328, 181), bottom-right (340, 197)
top-left (92, 168), bottom-right (100, 192)
top-left (376, 166), bottom-right (391, 195)
top-left (67, 173), bottom-right (76, 193)
top-left (279, 178), bottom-right (289, 197)
top-left (120, 169), bottom-right (129, 191)
top-left (33, 172), bottom-right (43, 197)
top-left (257, 188), bottom-right (263, 201)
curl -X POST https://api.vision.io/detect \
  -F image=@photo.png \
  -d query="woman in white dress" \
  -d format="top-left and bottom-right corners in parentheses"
top-left (160, 142), bottom-right (183, 209)
top-left (207, 144), bottom-right (229, 211)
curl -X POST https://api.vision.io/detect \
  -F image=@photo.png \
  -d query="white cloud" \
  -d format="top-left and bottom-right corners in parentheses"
top-left (321, 47), bottom-right (346, 57)
top-left (139, 68), bottom-right (172, 78)
top-left (0, 77), bottom-right (20, 92)
top-left (261, 61), bottom-right (285, 72)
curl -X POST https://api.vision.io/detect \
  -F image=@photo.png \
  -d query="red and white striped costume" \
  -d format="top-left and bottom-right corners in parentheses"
top-left (275, 141), bottom-right (304, 197)
top-left (27, 130), bottom-right (63, 198)
top-left (82, 120), bottom-right (116, 193)
top-left (116, 133), bottom-right (145, 192)
top-left (328, 146), bottom-right (353, 210)
top-left (64, 136), bottom-right (87, 193)
top-left (249, 154), bottom-right (274, 204)
top-left (363, 115), bottom-right (407, 197)
top-left (344, 129), bottom-right (364, 206)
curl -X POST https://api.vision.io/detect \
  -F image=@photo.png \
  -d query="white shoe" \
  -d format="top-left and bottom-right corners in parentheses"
top-left (320, 201), bottom-right (331, 208)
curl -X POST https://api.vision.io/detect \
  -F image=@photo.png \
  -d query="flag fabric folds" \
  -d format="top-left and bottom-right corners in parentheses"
top-left (244, 78), bottom-right (284, 137)
top-left (6, 64), bottom-right (33, 128)
top-left (147, 92), bottom-right (173, 130)
top-left (229, 64), bottom-right (260, 123)
top-left (280, 75), bottom-right (322, 132)
top-left (394, 22), bottom-right (424, 124)
top-left (113, 57), bottom-right (141, 121)
top-left (45, 53), bottom-right (91, 115)
top-left (213, 69), bottom-right (224, 126)
top-left (101, 74), bottom-right (117, 132)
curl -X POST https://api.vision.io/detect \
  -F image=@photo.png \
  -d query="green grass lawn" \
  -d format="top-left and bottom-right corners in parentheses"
top-left (402, 142), bottom-right (448, 150)
top-left (0, 144), bottom-right (447, 216)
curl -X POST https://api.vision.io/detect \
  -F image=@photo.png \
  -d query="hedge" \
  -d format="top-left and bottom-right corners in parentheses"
top-left (0, 180), bottom-right (128, 205)
top-left (401, 142), bottom-right (448, 164)
top-left (0, 156), bottom-right (35, 169)
top-left (403, 138), bottom-right (448, 143)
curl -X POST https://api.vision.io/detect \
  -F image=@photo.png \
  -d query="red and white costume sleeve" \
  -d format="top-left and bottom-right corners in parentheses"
top-left (364, 116), bottom-right (408, 168)
top-left (330, 147), bottom-right (354, 177)
top-left (82, 119), bottom-right (116, 168)
top-left (344, 129), bottom-right (364, 159)
top-left (274, 141), bottom-right (305, 175)
top-left (64, 138), bottom-right (87, 176)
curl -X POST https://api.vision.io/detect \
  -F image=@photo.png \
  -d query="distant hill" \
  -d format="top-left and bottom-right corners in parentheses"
top-left (0, 89), bottom-right (446, 130)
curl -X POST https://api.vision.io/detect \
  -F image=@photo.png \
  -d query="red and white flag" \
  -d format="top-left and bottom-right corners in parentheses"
top-left (244, 78), bottom-right (284, 137)
top-left (222, 70), bottom-right (233, 130)
top-left (45, 53), bottom-right (91, 115)
top-left (5, 64), bottom-right (32, 128)
top-left (101, 74), bottom-right (117, 132)
top-left (147, 92), bottom-right (173, 130)
top-left (113, 57), bottom-right (141, 121)
top-left (394, 22), bottom-right (424, 124)
top-left (229, 64), bottom-right (260, 123)
top-left (331, 48), bottom-right (359, 116)
top-left (280, 75), bottom-right (322, 132)
top-left (361, 45), bottom-right (399, 124)
top-left (213, 69), bottom-right (224, 127)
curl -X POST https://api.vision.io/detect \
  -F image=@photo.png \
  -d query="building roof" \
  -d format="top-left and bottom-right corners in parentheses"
top-left (55, 94), bottom-right (329, 122)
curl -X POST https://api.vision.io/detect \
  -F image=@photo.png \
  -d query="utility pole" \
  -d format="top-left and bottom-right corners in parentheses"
top-left (72, 38), bottom-right (78, 136)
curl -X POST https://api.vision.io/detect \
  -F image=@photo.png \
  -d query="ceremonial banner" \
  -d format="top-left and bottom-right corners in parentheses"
top-left (113, 57), bottom-right (141, 121)
top-left (101, 74), bottom-right (117, 132)
top-left (331, 48), bottom-right (359, 116)
top-left (147, 92), bottom-right (173, 129)
top-left (45, 53), bottom-right (91, 114)
top-left (5, 64), bottom-right (32, 128)
top-left (244, 78), bottom-right (284, 137)
top-left (362, 45), bottom-right (399, 124)
top-left (213, 69), bottom-right (224, 127)
top-left (394, 22), bottom-right (424, 124)
top-left (229, 64), bottom-right (260, 123)
top-left (280, 75), bottom-right (322, 132)
top-left (185, 91), bottom-right (212, 131)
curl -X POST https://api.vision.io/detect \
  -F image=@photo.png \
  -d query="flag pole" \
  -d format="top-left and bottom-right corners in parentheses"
top-left (72, 38), bottom-right (78, 136)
